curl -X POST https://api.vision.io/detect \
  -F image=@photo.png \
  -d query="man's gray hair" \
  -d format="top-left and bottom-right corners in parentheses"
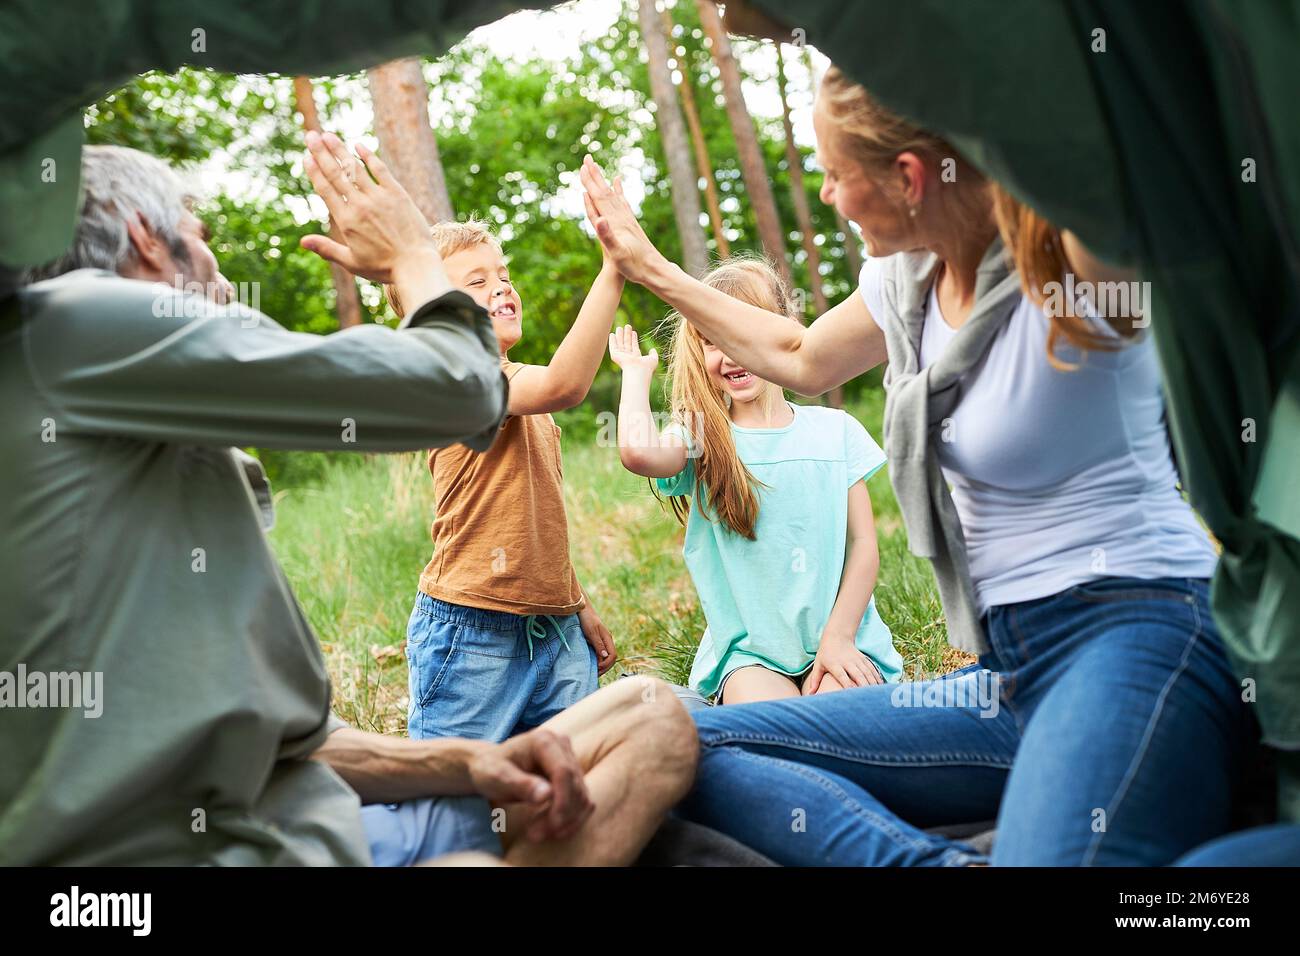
top-left (23, 144), bottom-right (198, 282)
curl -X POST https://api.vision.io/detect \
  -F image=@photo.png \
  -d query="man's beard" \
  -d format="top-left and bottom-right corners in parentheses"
top-left (167, 241), bottom-right (228, 305)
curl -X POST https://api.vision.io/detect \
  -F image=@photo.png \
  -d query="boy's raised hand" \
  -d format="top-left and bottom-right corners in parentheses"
top-left (581, 154), bottom-right (665, 285)
top-left (608, 324), bottom-right (658, 375)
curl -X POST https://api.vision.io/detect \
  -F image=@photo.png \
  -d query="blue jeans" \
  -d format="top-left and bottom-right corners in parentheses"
top-left (679, 577), bottom-right (1252, 866)
top-left (406, 593), bottom-right (598, 742)
top-left (1173, 824), bottom-right (1300, 866)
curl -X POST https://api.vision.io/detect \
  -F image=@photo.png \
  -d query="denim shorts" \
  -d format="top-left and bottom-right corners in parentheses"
top-left (360, 796), bottom-right (502, 866)
top-left (406, 592), bottom-right (598, 742)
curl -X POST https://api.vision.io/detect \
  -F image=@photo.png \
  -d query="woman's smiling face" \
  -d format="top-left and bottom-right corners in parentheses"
top-left (813, 99), bottom-right (913, 259)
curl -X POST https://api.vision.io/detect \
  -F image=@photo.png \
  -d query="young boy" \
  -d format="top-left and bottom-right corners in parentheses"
top-left (392, 218), bottom-right (623, 742)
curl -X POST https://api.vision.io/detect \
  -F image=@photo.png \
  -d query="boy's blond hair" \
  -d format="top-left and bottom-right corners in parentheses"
top-left (385, 217), bottom-right (504, 318)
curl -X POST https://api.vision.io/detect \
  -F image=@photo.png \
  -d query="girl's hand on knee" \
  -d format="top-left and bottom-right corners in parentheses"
top-left (805, 638), bottom-right (884, 695)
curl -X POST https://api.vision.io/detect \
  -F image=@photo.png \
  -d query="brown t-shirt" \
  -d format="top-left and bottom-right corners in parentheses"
top-left (418, 358), bottom-right (584, 615)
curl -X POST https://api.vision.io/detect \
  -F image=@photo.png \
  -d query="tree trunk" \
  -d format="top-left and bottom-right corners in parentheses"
top-left (293, 76), bottom-right (363, 329)
top-left (799, 47), bottom-right (865, 283)
top-left (775, 45), bottom-right (827, 318)
top-left (696, 0), bottom-right (788, 281)
top-left (638, 0), bottom-right (709, 278)
top-left (662, 6), bottom-right (729, 258)
top-left (367, 57), bottom-right (454, 225)
top-left (775, 46), bottom-right (840, 406)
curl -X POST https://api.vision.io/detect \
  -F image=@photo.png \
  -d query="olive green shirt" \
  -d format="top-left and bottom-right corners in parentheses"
top-left (0, 270), bottom-right (507, 864)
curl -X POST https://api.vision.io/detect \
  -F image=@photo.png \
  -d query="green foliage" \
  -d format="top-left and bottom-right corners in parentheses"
top-left (85, 70), bottom-right (243, 164)
top-left (207, 195), bottom-right (342, 334)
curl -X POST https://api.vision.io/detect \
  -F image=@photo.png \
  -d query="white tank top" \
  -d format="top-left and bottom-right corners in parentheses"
top-left (860, 257), bottom-right (1217, 612)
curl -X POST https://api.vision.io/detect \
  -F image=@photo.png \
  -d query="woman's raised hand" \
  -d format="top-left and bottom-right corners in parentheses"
top-left (607, 324), bottom-right (659, 375)
top-left (580, 154), bottom-right (666, 285)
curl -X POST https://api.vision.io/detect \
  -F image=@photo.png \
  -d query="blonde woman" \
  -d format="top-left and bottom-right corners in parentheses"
top-left (580, 65), bottom-right (1245, 867)
top-left (609, 257), bottom-right (902, 705)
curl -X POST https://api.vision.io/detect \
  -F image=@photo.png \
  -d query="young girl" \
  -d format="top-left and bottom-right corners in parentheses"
top-left (610, 257), bottom-right (902, 705)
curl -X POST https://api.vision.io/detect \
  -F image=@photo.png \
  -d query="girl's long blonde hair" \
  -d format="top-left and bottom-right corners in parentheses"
top-left (657, 256), bottom-right (798, 540)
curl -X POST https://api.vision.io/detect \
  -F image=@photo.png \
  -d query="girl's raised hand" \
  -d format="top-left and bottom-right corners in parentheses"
top-left (608, 325), bottom-right (659, 375)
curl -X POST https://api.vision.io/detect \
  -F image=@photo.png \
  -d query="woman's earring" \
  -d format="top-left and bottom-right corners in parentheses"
top-left (908, 205), bottom-right (918, 218)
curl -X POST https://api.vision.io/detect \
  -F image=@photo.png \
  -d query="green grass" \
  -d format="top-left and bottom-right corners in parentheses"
top-left (267, 391), bottom-right (968, 734)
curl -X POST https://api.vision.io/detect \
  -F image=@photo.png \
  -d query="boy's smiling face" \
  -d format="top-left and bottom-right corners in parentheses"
top-left (443, 242), bottom-right (523, 353)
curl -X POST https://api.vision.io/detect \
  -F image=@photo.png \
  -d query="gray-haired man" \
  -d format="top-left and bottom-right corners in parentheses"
top-left (0, 133), bottom-right (696, 866)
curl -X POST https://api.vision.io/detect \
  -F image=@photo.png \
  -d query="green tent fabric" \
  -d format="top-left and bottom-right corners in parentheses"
top-left (0, 0), bottom-right (540, 268)
top-left (746, 0), bottom-right (1300, 821)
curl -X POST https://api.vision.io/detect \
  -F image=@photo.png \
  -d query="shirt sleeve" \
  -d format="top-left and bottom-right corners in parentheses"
top-left (843, 411), bottom-right (887, 487)
top-left (857, 257), bottom-right (888, 332)
top-left (654, 421), bottom-right (698, 498)
top-left (325, 713), bottom-right (350, 735)
top-left (22, 272), bottom-right (509, 452)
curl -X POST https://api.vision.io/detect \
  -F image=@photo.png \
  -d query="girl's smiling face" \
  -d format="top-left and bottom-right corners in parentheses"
top-left (700, 335), bottom-right (765, 404)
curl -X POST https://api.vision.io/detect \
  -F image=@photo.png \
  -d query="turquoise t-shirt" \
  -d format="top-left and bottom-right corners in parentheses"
top-left (658, 402), bottom-right (903, 697)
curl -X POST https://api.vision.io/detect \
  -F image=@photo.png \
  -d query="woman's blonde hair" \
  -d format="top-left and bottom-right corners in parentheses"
top-left (656, 255), bottom-right (798, 540)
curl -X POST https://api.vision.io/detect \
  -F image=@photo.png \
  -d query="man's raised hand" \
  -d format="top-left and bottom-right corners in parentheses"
top-left (300, 130), bottom-right (439, 284)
